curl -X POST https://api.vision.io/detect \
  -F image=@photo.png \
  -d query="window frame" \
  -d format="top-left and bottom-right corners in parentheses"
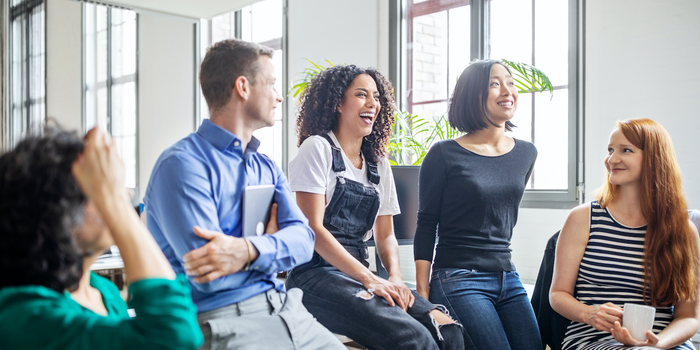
top-left (81, 3), bottom-right (139, 193)
top-left (6, 0), bottom-right (45, 148)
top-left (393, 0), bottom-right (581, 209)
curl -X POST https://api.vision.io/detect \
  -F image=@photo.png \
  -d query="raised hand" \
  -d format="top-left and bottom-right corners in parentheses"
top-left (71, 127), bottom-right (125, 205)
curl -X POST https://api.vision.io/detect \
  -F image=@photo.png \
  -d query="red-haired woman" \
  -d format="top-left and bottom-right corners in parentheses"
top-left (550, 118), bottom-right (700, 349)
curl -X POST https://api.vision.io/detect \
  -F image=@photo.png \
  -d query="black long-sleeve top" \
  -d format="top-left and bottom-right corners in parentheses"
top-left (413, 139), bottom-right (537, 272)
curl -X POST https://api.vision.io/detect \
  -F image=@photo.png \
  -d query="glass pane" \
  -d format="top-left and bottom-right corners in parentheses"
top-left (411, 11), bottom-right (448, 104)
top-left (251, 122), bottom-right (283, 168)
top-left (273, 49), bottom-right (283, 120)
top-left (111, 8), bottom-right (136, 78)
top-left (412, 102), bottom-right (448, 122)
top-left (253, 125), bottom-right (274, 157)
top-left (532, 89), bottom-right (568, 189)
top-left (448, 6), bottom-right (470, 97)
top-left (506, 92), bottom-right (533, 144)
top-left (211, 11), bottom-right (235, 43)
top-left (241, 6), bottom-right (252, 42)
top-left (111, 81), bottom-right (136, 137)
top-left (489, 0), bottom-right (532, 64)
top-left (534, 0), bottom-right (568, 86)
top-left (114, 135), bottom-right (137, 188)
top-left (96, 26), bottom-right (108, 83)
top-left (250, 0), bottom-right (283, 43)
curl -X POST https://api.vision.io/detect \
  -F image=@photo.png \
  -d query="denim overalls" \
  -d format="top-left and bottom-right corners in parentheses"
top-left (286, 135), bottom-right (464, 350)
top-left (296, 134), bottom-right (380, 272)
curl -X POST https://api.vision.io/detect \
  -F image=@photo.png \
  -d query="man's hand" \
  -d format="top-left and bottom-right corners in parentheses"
top-left (182, 227), bottom-right (259, 283)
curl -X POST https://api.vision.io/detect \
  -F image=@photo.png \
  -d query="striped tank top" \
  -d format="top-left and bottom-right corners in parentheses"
top-left (562, 201), bottom-right (694, 350)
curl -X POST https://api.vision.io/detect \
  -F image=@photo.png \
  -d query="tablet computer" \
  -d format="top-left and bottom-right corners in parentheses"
top-left (241, 184), bottom-right (275, 237)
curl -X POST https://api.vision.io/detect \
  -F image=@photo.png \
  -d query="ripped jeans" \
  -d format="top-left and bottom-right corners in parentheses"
top-left (287, 254), bottom-right (464, 350)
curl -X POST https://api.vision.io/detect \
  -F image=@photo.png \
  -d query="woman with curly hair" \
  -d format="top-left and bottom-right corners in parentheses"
top-left (287, 65), bottom-right (463, 350)
top-left (0, 127), bottom-right (202, 349)
top-left (551, 118), bottom-right (700, 349)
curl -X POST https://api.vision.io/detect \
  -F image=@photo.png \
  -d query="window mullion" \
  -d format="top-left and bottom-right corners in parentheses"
top-left (234, 10), bottom-right (242, 40)
top-left (471, 0), bottom-right (488, 60)
top-left (106, 8), bottom-right (112, 134)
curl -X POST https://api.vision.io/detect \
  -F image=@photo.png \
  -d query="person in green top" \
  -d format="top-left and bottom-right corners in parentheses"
top-left (0, 126), bottom-right (203, 349)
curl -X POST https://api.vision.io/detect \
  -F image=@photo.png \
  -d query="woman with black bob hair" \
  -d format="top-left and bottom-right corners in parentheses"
top-left (287, 64), bottom-right (463, 350)
top-left (414, 59), bottom-right (541, 350)
top-left (0, 126), bottom-right (202, 349)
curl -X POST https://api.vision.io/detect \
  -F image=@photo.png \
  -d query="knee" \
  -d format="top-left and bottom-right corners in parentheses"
top-left (430, 309), bottom-right (456, 325)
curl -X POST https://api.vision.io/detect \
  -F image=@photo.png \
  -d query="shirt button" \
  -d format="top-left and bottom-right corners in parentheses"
top-left (233, 141), bottom-right (240, 147)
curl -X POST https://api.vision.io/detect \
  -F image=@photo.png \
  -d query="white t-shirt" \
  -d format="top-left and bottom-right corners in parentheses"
top-left (289, 131), bottom-right (401, 241)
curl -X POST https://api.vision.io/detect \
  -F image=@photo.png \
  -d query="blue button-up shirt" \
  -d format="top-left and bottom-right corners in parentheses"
top-left (144, 120), bottom-right (315, 312)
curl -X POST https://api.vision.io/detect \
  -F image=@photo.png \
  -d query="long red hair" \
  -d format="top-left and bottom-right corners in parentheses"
top-left (596, 118), bottom-right (699, 306)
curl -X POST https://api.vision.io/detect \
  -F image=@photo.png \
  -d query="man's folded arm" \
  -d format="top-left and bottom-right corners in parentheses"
top-left (147, 155), bottom-right (250, 293)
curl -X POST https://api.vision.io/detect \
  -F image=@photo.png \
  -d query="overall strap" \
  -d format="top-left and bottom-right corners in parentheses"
top-left (320, 133), bottom-right (381, 185)
top-left (365, 159), bottom-right (380, 185)
top-left (320, 134), bottom-right (346, 173)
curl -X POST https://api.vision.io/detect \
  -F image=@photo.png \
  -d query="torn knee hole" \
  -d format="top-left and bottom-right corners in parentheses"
top-left (354, 290), bottom-right (374, 300)
top-left (430, 309), bottom-right (456, 325)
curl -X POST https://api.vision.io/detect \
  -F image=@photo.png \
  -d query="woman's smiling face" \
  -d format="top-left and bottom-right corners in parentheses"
top-left (484, 64), bottom-right (518, 125)
top-left (606, 128), bottom-right (644, 187)
top-left (336, 74), bottom-right (380, 139)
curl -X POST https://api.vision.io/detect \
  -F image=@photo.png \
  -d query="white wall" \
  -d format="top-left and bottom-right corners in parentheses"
top-left (46, 0), bottom-right (82, 131)
top-left (137, 13), bottom-right (196, 199)
top-left (584, 0), bottom-right (700, 208)
top-left (511, 0), bottom-right (700, 284)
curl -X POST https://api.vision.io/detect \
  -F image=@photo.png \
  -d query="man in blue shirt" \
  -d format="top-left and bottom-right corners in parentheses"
top-left (144, 39), bottom-right (344, 349)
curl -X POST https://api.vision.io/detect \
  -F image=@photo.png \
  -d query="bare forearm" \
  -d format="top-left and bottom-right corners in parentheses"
top-left (415, 260), bottom-right (431, 296)
top-left (97, 192), bottom-right (175, 282)
top-left (375, 234), bottom-right (402, 277)
top-left (550, 290), bottom-right (591, 324)
top-left (655, 316), bottom-right (700, 348)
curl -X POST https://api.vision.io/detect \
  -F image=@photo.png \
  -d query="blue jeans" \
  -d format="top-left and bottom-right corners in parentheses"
top-left (430, 268), bottom-right (543, 350)
top-left (287, 257), bottom-right (464, 350)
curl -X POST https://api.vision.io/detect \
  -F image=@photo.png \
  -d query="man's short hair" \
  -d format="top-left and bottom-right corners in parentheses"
top-left (199, 39), bottom-right (274, 112)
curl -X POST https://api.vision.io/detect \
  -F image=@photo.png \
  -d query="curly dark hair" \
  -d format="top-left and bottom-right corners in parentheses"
top-left (0, 126), bottom-right (86, 293)
top-left (296, 65), bottom-right (396, 163)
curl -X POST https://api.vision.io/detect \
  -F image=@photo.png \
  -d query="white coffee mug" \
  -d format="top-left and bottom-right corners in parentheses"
top-left (622, 303), bottom-right (655, 341)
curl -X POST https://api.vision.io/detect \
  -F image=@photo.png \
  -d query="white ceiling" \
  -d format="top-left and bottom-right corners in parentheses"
top-left (82, 0), bottom-right (260, 19)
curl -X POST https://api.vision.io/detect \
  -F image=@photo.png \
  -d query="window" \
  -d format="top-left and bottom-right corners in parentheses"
top-left (8, 0), bottom-right (45, 147)
top-left (83, 3), bottom-right (138, 190)
top-left (401, 0), bottom-right (579, 207)
top-left (197, 0), bottom-right (287, 171)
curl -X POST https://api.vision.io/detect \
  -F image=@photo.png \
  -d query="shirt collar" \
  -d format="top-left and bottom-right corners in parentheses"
top-left (196, 119), bottom-right (260, 153)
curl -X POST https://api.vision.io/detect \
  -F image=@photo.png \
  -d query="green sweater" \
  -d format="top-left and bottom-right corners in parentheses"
top-left (0, 273), bottom-right (202, 350)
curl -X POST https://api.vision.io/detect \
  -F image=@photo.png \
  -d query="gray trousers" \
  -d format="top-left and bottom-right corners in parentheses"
top-left (197, 288), bottom-right (345, 350)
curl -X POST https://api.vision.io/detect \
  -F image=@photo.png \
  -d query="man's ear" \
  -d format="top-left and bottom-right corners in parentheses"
top-left (233, 76), bottom-right (250, 101)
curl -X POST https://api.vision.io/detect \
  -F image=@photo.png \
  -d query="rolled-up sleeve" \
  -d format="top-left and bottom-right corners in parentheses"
top-left (147, 155), bottom-right (235, 293)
